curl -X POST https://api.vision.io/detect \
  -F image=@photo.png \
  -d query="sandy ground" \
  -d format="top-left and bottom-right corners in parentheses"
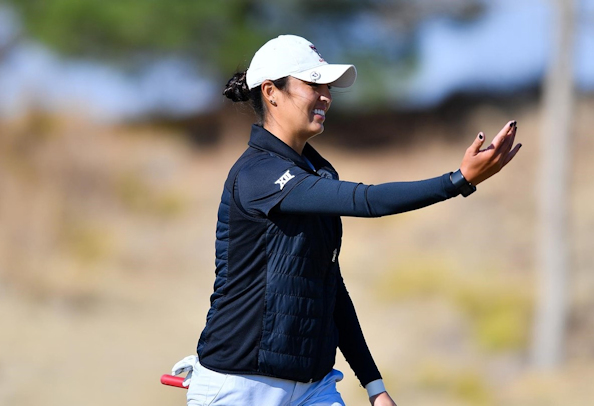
top-left (1, 98), bottom-right (594, 405)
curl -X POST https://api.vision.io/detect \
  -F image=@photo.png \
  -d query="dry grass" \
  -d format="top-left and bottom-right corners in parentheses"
top-left (1, 97), bottom-right (593, 405)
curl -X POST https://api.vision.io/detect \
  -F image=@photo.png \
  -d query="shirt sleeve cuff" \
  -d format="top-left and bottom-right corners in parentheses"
top-left (443, 172), bottom-right (461, 197)
top-left (365, 379), bottom-right (386, 398)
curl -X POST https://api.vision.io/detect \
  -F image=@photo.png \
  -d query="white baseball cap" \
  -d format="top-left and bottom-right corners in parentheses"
top-left (246, 35), bottom-right (357, 89)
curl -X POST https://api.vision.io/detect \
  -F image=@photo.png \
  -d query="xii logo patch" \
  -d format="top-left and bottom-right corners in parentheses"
top-left (275, 170), bottom-right (295, 190)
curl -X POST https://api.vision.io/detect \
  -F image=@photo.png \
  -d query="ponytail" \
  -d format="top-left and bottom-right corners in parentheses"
top-left (222, 71), bottom-right (251, 102)
top-left (222, 71), bottom-right (288, 123)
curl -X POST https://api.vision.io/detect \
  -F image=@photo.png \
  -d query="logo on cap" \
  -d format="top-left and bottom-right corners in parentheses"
top-left (310, 71), bottom-right (321, 82)
top-left (310, 45), bottom-right (325, 62)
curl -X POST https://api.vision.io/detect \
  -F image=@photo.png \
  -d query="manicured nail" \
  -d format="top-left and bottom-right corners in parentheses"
top-left (479, 133), bottom-right (484, 140)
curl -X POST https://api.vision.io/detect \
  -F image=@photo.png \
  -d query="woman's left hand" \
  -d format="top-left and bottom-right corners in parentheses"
top-left (459, 120), bottom-right (521, 186)
top-left (369, 391), bottom-right (397, 406)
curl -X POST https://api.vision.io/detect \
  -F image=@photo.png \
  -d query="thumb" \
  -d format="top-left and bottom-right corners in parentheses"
top-left (469, 132), bottom-right (485, 154)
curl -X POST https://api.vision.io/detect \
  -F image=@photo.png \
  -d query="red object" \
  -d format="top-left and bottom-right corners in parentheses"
top-left (160, 374), bottom-right (187, 389)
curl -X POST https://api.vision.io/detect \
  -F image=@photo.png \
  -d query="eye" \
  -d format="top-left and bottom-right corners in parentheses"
top-left (308, 83), bottom-right (332, 91)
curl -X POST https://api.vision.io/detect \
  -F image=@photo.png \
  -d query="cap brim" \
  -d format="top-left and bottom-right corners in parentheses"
top-left (291, 64), bottom-right (357, 88)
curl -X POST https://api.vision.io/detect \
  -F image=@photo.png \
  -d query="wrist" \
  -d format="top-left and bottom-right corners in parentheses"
top-left (366, 379), bottom-right (386, 398)
top-left (450, 169), bottom-right (476, 197)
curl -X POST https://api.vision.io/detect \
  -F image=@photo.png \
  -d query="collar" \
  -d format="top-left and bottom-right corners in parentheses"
top-left (247, 124), bottom-right (329, 173)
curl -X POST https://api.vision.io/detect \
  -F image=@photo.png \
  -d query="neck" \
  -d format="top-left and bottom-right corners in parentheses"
top-left (263, 122), bottom-right (308, 155)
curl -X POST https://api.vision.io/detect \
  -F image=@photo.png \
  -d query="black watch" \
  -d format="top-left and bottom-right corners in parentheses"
top-left (450, 169), bottom-right (476, 197)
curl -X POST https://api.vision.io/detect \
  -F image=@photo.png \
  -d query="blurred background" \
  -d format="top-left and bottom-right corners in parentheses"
top-left (0, 0), bottom-right (593, 405)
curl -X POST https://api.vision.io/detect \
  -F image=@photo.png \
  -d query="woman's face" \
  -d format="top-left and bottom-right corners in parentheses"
top-left (272, 76), bottom-right (333, 140)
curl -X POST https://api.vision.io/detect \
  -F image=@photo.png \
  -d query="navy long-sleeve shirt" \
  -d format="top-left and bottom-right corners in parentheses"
top-left (277, 174), bottom-right (459, 216)
top-left (201, 124), bottom-right (460, 387)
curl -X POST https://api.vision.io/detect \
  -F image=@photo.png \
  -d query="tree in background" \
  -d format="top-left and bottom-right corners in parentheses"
top-left (3, 0), bottom-right (484, 108)
top-left (1, 0), bottom-right (269, 73)
top-left (531, 0), bottom-right (576, 368)
top-left (0, 4), bottom-right (21, 61)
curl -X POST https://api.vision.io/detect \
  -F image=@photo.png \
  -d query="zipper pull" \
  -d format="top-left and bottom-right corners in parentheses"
top-left (332, 249), bottom-right (338, 263)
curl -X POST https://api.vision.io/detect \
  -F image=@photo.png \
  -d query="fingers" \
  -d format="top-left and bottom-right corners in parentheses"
top-left (492, 120), bottom-right (517, 150)
top-left (468, 131), bottom-right (486, 154)
top-left (463, 120), bottom-right (520, 184)
top-left (502, 142), bottom-right (522, 166)
top-left (498, 125), bottom-right (515, 154)
top-left (504, 121), bottom-right (518, 150)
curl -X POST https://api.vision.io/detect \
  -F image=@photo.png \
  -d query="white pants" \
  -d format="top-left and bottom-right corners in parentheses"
top-left (187, 362), bottom-right (345, 406)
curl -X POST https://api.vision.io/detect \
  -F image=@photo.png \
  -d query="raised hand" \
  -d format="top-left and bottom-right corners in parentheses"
top-left (459, 120), bottom-right (522, 186)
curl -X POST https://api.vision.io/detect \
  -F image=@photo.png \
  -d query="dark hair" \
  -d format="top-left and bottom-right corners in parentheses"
top-left (223, 71), bottom-right (288, 122)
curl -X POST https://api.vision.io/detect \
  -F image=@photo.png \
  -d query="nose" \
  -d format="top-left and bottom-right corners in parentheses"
top-left (320, 85), bottom-right (332, 105)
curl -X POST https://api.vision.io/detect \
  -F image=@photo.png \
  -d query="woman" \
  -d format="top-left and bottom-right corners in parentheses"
top-left (180, 34), bottom-right (521, 406)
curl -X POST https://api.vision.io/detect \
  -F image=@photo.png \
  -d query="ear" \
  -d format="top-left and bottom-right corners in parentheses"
top-left (261, 80), bottom-right (275, 100)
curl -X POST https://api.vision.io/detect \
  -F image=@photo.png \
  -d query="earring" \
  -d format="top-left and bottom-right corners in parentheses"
top-left (270, 100), bottom-right (277, 106)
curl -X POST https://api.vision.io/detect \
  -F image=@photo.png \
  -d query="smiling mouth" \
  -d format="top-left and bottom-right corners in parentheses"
top-left (313, 109), bottom-right (326, 117)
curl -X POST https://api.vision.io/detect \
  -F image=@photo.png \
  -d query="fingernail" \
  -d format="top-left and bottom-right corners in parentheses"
top-left (479, 133), bottom-right (484, 140)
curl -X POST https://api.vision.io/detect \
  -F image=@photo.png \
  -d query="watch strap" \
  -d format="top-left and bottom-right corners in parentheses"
top-left (451, 169), bottom-right (476, 197)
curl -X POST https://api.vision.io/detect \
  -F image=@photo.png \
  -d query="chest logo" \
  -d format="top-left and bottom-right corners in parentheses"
top-left (275, 170), bottom-right (295, 190)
